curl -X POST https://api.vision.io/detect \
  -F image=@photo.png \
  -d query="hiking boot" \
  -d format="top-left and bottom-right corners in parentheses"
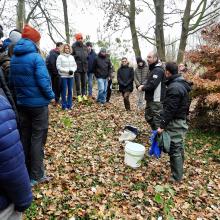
top-left (77, 95), bottom-right (83, 102)
top-left (30, 176), bottom-right (52, 187)
top-left (83, 95), bottom-right (88, 101)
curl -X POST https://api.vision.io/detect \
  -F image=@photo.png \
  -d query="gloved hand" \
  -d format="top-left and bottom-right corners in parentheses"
top-left (69, 70), bottom-right (73, 75)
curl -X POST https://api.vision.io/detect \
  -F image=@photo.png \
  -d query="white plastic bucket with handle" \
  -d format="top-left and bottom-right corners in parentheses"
top-left (124, 142), bottom-right (146, 168)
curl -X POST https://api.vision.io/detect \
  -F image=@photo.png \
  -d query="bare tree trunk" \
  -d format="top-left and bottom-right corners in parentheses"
top-left (17, 0), bottom-right (25, 31)
top-left (177, 0), bottom-right (192, 63)
top-left (153, 0), bottom-right (165, 61)
top-left (62, 0), bottom-right (70, 43)
top-left (129, 0), bottom-right (141, 57)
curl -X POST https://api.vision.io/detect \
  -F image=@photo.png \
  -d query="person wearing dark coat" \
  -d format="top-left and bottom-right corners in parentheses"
top-left (46, 42), bottom-right (63, 104)
top-left (10, 24), bottom-right (55, 187)
top-left (0, 68), bottom-right (18, 120)
top-left (157, 62), bottom-right (192, 182)
top-left (106, 63), bottom-right (115, 103)
top-left (72, 33), bottom-right (89, 102)
top-left (117, 57), bottom-right (134, 111)
top-left (86, 42), bottom-right (97, 97)
top-left (138, 51), bottom-right (165, 130)
top-left (93, 48), bottom-right (112, 104)
top-left (0, 90), bottom-right (32, 219)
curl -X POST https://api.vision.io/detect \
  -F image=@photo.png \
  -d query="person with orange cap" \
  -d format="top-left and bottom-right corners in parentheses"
top-left (10, 24), bottom-right (55, 187)
top-left (71, 33), bottom-right (89, 102)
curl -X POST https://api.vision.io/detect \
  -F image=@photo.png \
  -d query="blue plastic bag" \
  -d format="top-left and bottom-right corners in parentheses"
top-left (149, 130), bottom-right (161, 158)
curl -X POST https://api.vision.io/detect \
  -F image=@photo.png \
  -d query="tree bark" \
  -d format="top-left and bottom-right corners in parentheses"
top-left (153, 0), bottom-right (165, 61)
top-left (177, 0), bottom-right (192, 63)
top-left (16, 0), bottom-right (25, 31)
top-left (62, 0), bottom-right (70, 44)
top-left (129, 0), bottom-right (141, 57)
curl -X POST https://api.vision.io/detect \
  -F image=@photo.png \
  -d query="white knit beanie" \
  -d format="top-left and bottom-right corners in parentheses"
top-left (9, 29), bottom-right (22, 44)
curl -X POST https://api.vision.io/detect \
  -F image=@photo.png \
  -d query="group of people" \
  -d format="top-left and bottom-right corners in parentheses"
top-left (46, 35), bottom-right (114, 109)
top-left (0, 23), bottom-right (192, 219)
top-left (116, 51), bottom-right (191, 184)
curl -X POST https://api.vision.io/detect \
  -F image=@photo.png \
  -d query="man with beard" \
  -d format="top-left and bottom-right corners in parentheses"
top-left (138, 51), bottom-right (165, 130)
top-left (72, 33), bottom-right (89, 102)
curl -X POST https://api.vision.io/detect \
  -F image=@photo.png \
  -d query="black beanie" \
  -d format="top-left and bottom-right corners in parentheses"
top-left (136, 56), bottom-right (143, 64)
top-left (86, 42), bottom-right (92, 47)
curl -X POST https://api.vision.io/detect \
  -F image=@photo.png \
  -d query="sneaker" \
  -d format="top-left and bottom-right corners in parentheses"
top-left (77, 95), bottom-right (83, 102)
top-left (83, 95), bottom-right (88, 101)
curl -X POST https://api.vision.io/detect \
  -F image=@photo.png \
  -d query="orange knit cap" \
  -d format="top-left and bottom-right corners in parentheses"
top-left (75, 33), bottom-right (83, 41)
top-left (22, 24), bottom-right (41, 43)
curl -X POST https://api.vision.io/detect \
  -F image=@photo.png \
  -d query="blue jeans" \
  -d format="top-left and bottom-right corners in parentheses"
top-left (87, 72), bottom-right (93, 96)
top-left (61, 78), bottom-right (73, 109)
top-left (97, 78), bottom-right (108, 104)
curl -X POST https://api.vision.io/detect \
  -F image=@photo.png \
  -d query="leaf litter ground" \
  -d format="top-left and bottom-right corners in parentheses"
top-left (24, 90), bottom-right (220, 220)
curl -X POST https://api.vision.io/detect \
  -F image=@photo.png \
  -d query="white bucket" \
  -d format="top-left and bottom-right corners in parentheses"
top-left (124, 142), bottom-right (146, 168)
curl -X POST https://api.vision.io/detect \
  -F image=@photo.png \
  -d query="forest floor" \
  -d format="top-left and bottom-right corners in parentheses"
top-left (24, 90), bottom-right (220, 220)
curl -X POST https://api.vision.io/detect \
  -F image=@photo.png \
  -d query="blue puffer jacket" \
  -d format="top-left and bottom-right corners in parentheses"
top-left (10, 38), bottom-right (54, 107)
top-left (0, 94), bottom-right (32, 212)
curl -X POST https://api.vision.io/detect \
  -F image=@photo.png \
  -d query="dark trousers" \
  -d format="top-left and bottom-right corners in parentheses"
top-left (51, 74), bottom-right (61, 102)
top-left (74, 72), bottom-right (87, 96)
top-left (166, 119), bottom-right (188, 181)
top-left (122, 91), bottom-right (131, 110)
top-left (106, 79), bottom-right (112, 102)
top-left (18, 106), bottom-right (48, 181)
top-left (145, 101), bottom-right (163, 130)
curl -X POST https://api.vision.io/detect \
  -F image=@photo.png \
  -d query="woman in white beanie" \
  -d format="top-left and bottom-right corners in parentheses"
top-left (56, 43), bottom-right (77, 110)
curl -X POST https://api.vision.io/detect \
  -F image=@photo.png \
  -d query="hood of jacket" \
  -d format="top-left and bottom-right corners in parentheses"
top-left (138, 60), bottom-right (146, 69)
top-left (98, 52), bottom-right (107, 58)
top-left (13, 38), bottom-right (38, 56)
top-left (166, 74), bottom-right (192, 92)
top-left (149, 60), bottom-right (161, 71)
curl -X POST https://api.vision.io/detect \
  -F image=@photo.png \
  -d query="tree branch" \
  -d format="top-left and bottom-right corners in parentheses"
top-left (190, 0), bottom-right (205, 19)
top-left (26, 0), bottom-right (41, 23)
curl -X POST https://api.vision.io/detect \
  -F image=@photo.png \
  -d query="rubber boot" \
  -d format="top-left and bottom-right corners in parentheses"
top-left (169, 144), bottom-right (184, 181)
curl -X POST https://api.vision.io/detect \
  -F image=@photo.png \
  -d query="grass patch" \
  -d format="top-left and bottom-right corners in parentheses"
top-left (25, 202), bottom-right (38, 219)
top-left (185, 129), bottom-right (220, 161)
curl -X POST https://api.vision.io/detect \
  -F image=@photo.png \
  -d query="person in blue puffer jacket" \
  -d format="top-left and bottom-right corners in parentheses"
top-left (0, 91), bottom-right (32, 219)
top-left (10, 24), bottom-right (55, 187)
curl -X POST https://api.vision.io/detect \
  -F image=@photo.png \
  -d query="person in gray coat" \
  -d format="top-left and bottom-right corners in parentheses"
top-left (134, 57), bottom-right (149, 110)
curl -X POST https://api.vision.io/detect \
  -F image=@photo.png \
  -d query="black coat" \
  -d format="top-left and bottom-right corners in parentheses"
top-left (46, 49), bottom-right (60, 76)
top-left (143, 62), bottom-right (165, 102)
top-left (87, 49), bottom-right (97, 73)
top-left (0, 68), bottom-right (17, 115)
top-left (72, 41), bottom-right (88, 73)
top-left (160, 74), bottom-right (192, 129)
top-left (93, 53), bottom-right (112, 79)
top-left (117, 65), bottom-right (134, 92)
